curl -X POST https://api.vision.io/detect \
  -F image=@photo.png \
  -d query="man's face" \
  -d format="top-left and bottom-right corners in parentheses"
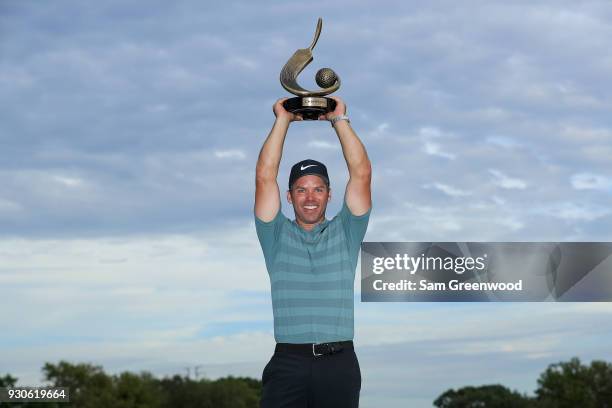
top-left (287, 175), bottom-right (331, 227)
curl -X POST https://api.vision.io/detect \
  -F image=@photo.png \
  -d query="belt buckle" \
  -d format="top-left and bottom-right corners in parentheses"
top-left (312, 343), bottom-right (324, 357)
top-left (312, 342), bottom-right (338, 357)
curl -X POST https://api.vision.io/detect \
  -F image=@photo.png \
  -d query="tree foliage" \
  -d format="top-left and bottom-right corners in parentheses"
top-left (1, 361), bottom-right (260, 408)
top-left (434, 357), bottom-right (612, 408)
top-left (2, 356), bottom-right (611, 407)
top-left (0, 374), bottom-right (18, 388)
top-left (535, 357), bottom-right (612, 408)
top-left (434, 384), bottom-right (533, 407)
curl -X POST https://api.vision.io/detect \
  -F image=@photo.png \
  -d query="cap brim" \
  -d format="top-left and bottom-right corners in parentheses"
top-left (290, 173), bottom-right (329, 188)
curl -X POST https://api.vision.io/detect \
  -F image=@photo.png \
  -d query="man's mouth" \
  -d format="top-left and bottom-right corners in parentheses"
top-left (303, 205), bottom-right (319, 211)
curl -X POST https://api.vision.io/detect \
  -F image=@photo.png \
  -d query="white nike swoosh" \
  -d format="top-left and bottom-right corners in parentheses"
top-left (300, 164), bottom-right (317, 170)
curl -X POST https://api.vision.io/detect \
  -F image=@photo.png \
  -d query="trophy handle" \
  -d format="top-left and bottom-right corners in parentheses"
top-left (279, 17), bottom-right (341, 97)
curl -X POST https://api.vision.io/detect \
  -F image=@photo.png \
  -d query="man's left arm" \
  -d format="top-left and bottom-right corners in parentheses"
top-left (321, 97), bottom-right (372, 215)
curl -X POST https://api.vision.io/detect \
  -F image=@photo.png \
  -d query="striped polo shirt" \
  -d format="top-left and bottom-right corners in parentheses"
top-left (255, 200), bottom-right (371, 344)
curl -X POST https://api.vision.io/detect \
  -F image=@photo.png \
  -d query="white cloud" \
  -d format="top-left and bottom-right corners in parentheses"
top-left (51, 175), bottom-right (84, 187)
top-left (496, 217), bottom-right (524, 231)
top-left (538, 202), bottom-right (611, 222)
top-left (581, 144), bottom-right (612, 163)
top-left (418, 126), bottom-right (445, 139)
top-left (0, 224), bottom-right (276, 385)
top-left (0, 226), bottom-right (267, 292)
top-left (423, 182), bottom-right (471, 197)
top-left (486, 136), bottom-right (523, 149)
top-left (570, 173), bottom-right (612, 191)
top-left (308, 140), bottom-right (338, 150)
top-left (214, 149), bottom-right (246, 159)
top-left (560, 125), bottom-right (612, 142)
top-left (417, 126), bottom-right (457, 160)
top-left (0, 329), bottom-right (275, 386)
top-left (489, 169), bottom-right (527, 189)
top-left (371, 122), bottom-right (389, 138)
top-left (491, 196), bottom-right (506, 206)
top-left (423, 141), bottom-right (456, 160)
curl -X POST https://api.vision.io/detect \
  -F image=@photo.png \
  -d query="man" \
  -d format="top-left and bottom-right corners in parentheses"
top-left (255, 95), bottom-right (372, 408)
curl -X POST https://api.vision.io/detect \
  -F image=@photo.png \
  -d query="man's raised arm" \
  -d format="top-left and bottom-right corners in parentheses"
top-left (255, 98), bottom-right (303, 222)
top-left (320, 96), bottom-right (372, 216)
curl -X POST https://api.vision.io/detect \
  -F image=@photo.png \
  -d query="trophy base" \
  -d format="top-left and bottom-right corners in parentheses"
top-left (283, 97), bottom-right (337, 120)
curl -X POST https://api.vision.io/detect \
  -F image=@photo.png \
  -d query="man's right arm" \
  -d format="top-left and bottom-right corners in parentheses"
top-left (255, 98), bottom-right (302, 221)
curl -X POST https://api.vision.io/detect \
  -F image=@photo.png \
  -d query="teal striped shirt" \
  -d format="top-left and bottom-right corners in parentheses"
top-left (255, 201), bottom-right (371, 343)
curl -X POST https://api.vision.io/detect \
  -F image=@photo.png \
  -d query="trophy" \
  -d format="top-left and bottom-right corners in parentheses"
top-left (280, 17), bottom-right (341, 120)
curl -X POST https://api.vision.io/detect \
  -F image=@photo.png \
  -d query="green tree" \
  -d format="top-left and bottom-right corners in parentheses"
top-left (0, 374), bottom-right (18, 387)
top-left (43, 360), bottom-right (116, 407)
top-left (208, 376), bottom-right (259, 408)
top-left (434, 384), bottom-right (534, 407)
top-left (157, 375), bottom-right (207, 408)
top-left (535, 357), bottom-right (612, 408)
top-left (233, 376), bottom-right (263, 401)
top-left (43, 361), bottom-right (167, 408)
top-left (0, 364), bottom-right (262, 408)
top-left (114, 371), bottom-right (167, 408)
top-left (157, 375), bottom-right (260, 408)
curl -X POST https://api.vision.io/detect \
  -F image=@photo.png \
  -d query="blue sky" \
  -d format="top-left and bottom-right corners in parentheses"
top-left (1, 1), bottom-right (612, 406)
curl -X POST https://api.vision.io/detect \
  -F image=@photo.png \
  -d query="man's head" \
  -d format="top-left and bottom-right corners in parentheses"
top-left (287, 159), bottom-right (331, 228)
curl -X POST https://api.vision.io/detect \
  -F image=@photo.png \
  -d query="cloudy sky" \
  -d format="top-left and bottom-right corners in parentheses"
top-left (1, 0), bottom-right (612, 406)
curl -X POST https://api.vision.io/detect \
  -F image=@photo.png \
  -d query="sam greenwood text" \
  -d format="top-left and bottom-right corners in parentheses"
top-left (372, 279), bottom-right (523, 291)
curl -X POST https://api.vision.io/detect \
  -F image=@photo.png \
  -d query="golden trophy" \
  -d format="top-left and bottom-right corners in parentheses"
top-left (280, 18), bottom-right (341, 120)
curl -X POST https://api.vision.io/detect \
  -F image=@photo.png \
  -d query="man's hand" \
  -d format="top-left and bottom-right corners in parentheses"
top-left (318, 96), bottom-right (346, 121)
top-left (273, 98), bottom-right (304, 122)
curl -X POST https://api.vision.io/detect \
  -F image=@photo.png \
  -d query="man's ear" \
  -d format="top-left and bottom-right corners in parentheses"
top-left (286, 190), bottom-right (292, 204)
top-left (328, 188), bottom-right (332, 202)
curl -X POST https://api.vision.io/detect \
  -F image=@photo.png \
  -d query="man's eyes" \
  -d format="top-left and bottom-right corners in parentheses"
top-left (295, 188), bottom-right (325, 193)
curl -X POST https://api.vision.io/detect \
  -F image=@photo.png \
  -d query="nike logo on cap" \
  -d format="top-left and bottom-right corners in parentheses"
top-left (300, 164), bottom-right (317, 170)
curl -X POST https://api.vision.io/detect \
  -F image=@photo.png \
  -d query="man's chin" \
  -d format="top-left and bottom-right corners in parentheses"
top-left (299, 213), bottom-right (324, 225)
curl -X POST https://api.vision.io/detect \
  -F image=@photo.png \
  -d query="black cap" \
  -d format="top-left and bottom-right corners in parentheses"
top-left (289, 159), bottom-right (329, 190)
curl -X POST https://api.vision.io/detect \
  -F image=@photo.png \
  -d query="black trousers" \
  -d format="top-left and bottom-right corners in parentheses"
top-left (260, 347), bottom-right (361, 408)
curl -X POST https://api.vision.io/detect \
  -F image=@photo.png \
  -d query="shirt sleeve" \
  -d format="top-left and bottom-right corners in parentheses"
top-left (339, 200), bottom-right (372, 258)
top-left (254, 208), bottom-right (286, 269)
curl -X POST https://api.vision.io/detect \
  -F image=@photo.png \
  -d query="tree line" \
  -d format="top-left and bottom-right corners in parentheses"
top-left (434, 357), bottom-right (612, 407)
top-left (1, 356), bottom-right (610, 407)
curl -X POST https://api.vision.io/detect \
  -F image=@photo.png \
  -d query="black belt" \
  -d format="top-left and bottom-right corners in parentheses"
top-left (275, 340), bottom-right (353, 357)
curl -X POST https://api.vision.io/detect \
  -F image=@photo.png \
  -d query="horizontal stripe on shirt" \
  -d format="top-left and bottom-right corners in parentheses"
top-left (273, 315), bottom-right (353, 327)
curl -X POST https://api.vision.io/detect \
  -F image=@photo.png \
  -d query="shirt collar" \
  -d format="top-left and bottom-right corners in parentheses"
top-left (292, 217), bottom-right (329, 234)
